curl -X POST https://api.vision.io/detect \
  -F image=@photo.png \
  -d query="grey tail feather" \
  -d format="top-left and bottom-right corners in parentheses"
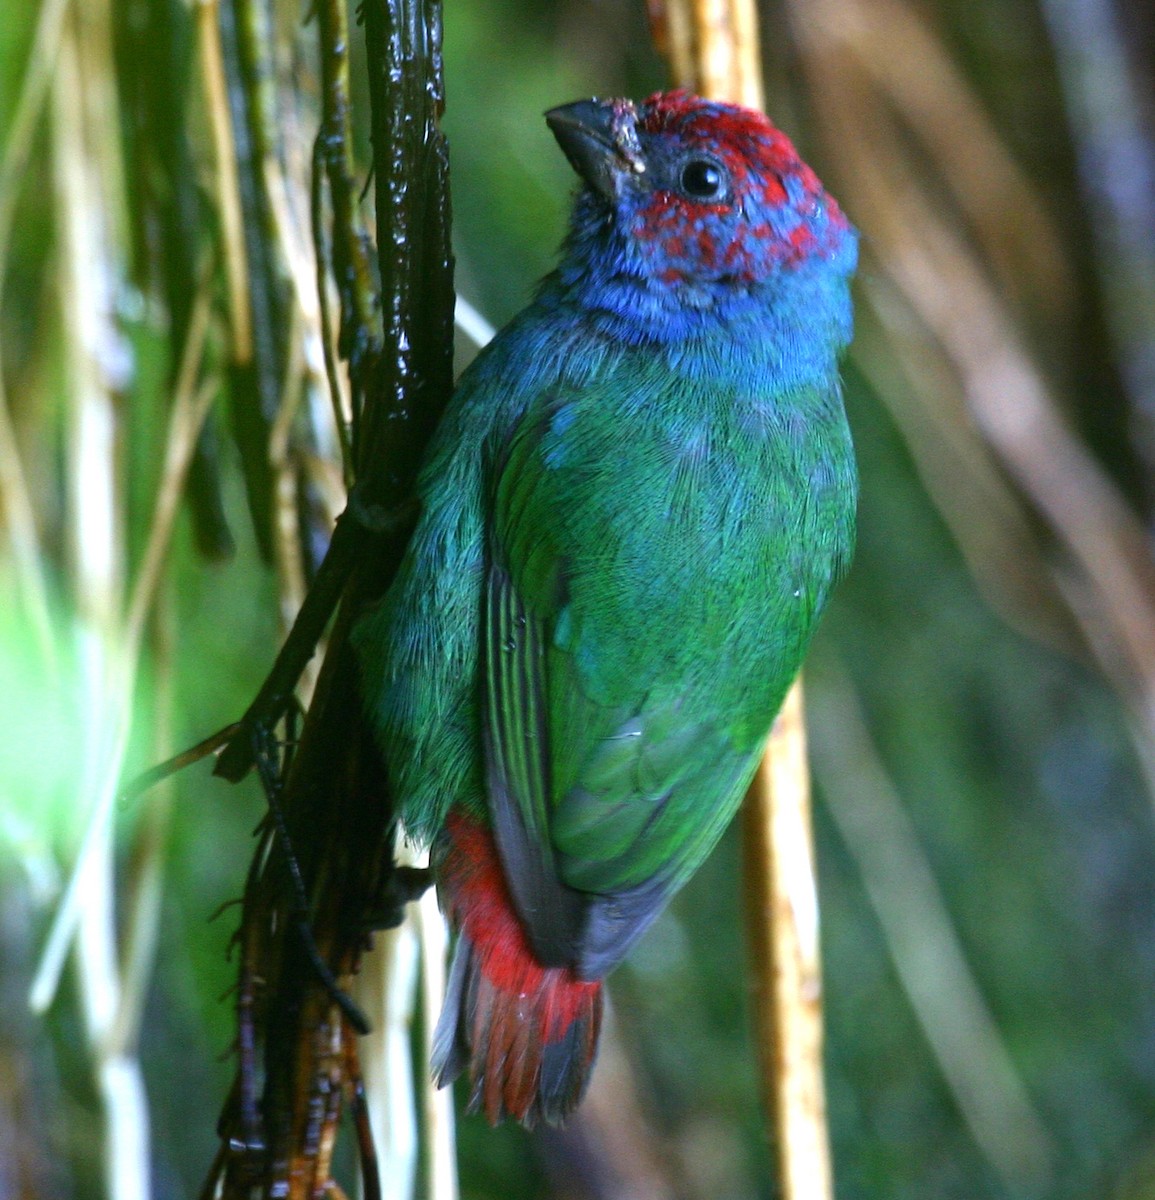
top-left (537, 1003), bottom-right (603, 1124)
top-left (431, 930), bottom-right (472, 1088)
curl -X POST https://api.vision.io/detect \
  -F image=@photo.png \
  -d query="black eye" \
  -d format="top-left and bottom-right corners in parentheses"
top-left (680, 159), bottom-right (725, 200)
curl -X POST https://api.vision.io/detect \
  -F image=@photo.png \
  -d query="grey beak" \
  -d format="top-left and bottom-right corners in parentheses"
top-left (546, 99), bottom-right (632, 200)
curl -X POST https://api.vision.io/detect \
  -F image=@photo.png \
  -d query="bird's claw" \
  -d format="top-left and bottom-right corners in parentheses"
top-left (365, 866), bottom-right (433, 930)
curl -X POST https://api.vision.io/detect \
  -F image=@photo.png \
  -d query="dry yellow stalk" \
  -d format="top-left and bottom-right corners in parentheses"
top-left (650, 2), bottom-right (835, 1197)
top-left (196, 0), bottom-right (253, 363)
top-left (742, 682), bottom-right (832, 1200)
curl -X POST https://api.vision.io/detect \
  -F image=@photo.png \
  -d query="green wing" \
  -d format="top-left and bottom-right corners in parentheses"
top-left (482, 362), bottom-right (853, 979)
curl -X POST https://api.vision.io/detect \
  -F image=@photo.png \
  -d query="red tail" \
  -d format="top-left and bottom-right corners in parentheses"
top-left (431, 810), bottom-right (602, 1126)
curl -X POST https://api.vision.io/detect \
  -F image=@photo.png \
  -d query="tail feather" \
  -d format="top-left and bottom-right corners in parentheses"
top-left (431, 928), bottom-right (472, 1087)
top-left (431, 811), bottom-right (603, 1126)
top-left (540, 1003), bottom-right (601, 1116)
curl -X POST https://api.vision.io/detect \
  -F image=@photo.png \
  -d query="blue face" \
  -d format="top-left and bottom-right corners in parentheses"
top-left (616, 96), bottom-right (855, 288)
top-left (550, 91), bottom-right (858, 346)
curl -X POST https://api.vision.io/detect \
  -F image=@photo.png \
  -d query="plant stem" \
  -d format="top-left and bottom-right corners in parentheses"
top-left (648, 4), bottom-right (835, 1196)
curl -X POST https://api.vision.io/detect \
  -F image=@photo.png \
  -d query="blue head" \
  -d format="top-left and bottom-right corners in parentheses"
top-left (545, 90), bottom-right (857, 348)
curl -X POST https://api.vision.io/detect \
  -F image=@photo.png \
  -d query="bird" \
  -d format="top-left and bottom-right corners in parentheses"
top-left (350, 88), bottom-right (858, 1127)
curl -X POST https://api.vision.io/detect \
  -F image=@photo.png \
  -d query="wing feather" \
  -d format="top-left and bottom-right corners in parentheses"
top-left (483, 558), bottom-right (585, 966)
